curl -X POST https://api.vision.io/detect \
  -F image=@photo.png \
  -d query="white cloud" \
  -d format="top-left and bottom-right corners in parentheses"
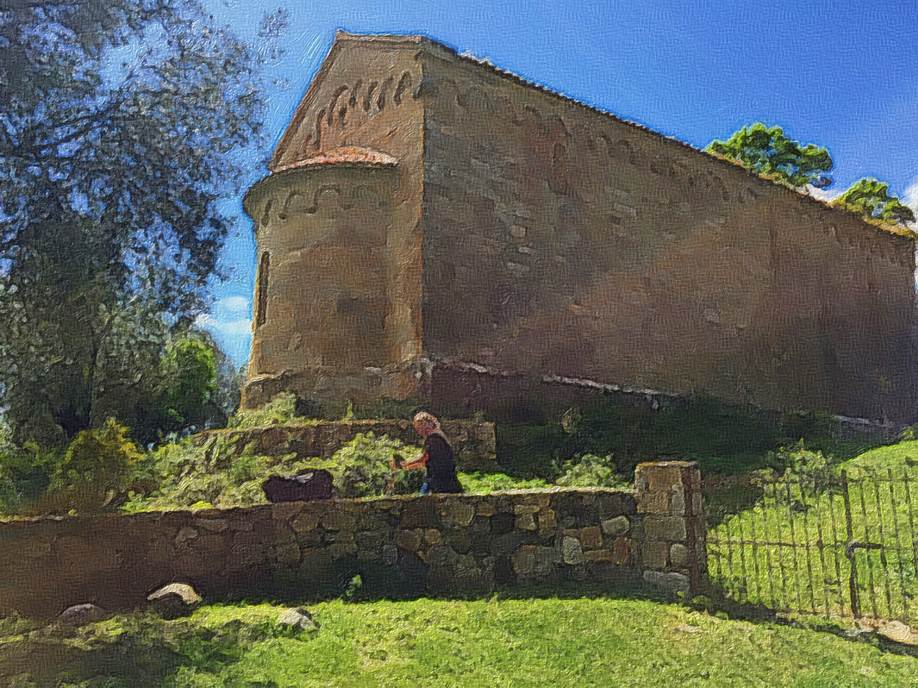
top-left (805, 184), bottom-right (842, 203)
top-left (214, 295), bottom-right (250, 317)
top-left (903, 177), bottom-right (918, 219)
top-left (195, 312), bottom-right (251, 337)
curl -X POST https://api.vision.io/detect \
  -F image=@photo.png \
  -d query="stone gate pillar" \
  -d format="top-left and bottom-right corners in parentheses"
top-left (634, 461), bottom-right (706, 596)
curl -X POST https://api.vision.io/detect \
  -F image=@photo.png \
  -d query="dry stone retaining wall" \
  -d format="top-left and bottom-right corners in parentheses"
top-left (192, 419), bottom-right (496, 470)
top-left (0, 462), bottom-right (704, 618)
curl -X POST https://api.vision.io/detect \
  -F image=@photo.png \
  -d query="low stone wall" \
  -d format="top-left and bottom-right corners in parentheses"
top-left (192, 419), bottom-right (496, 470)
top-left (0, 462), bottom-right (704, 619)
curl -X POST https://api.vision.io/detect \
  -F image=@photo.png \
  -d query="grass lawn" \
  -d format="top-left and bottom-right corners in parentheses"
top-left (1, 595), bottom-right (914, 687)
top-left (708, 440), bottom-right (918, 624)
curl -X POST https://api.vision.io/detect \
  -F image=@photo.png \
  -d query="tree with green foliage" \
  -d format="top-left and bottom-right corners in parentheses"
top-left (830, 177), bottom-right (915, 226)
top-left (0, 0), bottom-right (286, 445)
top-left (154, 334), bottom-right (219, 435)
top-left (705, 122), bottom-right (833, 190)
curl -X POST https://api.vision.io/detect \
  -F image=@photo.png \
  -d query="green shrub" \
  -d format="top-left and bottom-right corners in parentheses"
top-left (555, 453), bottom-right (631, 489)
top-left (458, 471), bottom-right (549, 494)
top-left (123, 435), bottom-right (319, 511)
top-left (767, 442), bottom-right (831, 477)
top-left (125, 431), bottom-right (427, 511)
top-left (330, 433), bottom-right (423, 499)
top-left (51, 418), bottom-right (144, 511)
top-left (227, 392), bottom-right (314, 429)
top-left (0, 420), bottom-right (64, 514)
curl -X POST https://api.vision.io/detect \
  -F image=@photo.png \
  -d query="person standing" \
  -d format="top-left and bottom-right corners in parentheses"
top-left (392, 412), bottom-right (464, 494)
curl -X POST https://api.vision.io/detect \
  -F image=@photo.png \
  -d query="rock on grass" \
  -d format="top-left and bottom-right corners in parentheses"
top-left (147, 583), bottom-right (202, 619)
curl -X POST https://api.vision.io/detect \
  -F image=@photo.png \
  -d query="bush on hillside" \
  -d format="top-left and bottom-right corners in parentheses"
top-left (458, 471), bottom-right (549, 494)
top-left (766, 442), bottom-right (831, 478)
top-left (227, 392), bottom-right (303, 429)
top-left (51, 418), bottom-right (145, 511)
top-left (0, 421), bottom-right (64, 514)
top-left (555, 453), bottom-right (631, 489)
top-left (332, 433), bottom-right (423, 498)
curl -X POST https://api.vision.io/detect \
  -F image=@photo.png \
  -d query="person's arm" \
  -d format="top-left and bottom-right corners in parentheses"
top-left (401, 450), bottom-right (428, 471)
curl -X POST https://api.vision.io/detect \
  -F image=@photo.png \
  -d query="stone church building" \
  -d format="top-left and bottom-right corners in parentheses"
top-left (241, 31), bottom-right (918, 424)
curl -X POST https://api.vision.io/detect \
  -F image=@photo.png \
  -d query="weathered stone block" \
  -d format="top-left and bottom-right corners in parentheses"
top-left (512, 544), bottom-right (557, 577)
top-left (669, 543), bottom-right (689, 568)
top-left (643, 570), bottom-right (690, 597)
top-left (490, 512), bottom-right (515, 535)
top-left (584, 548), bottom-right (614, 562)
top-left (612, 537), bottom-right (631, 566)
top-left (641, 540), bottom-right (669, 570)
top-left (321, 509), bottom-right (358, 531)
top-left (513, 504), bottom-right (540, 515)
top-left (537, 509), bottom-right (557, 531)
top-left (580, 526), bottom-right (602, 550)
top-left (477, 501), bottom-right (496, 517)
top-left (395, 529), bottom-right (422, 552)
top-left (271, 502), bottom-right (305, 522)
top-left (272, 540), bottom-right (301, 567)
top-left (194, 518), bottom-right (229, 533)
top-left (440, 500), bottom-right (475, 527)
top-left (356, 529), bottom-right (389, 552)
top-left (601, 515), bottom-right (630, 537)
top-left (515, 513), bottom-right (537, 531)
top-left (291, 510), bottom-right (321, 534)
top-left (561, 536), bottom-right (584, 565)
top-left (636, 491), bottom-right (669, 514)
top-left (174, 527), bottom-right (198, 547)
top-left (491, 531), bottom-right (526, 557)
top-left (643, 515), bottom-right (687, 542)
top-left (401, 499), bottom-right (441, 529)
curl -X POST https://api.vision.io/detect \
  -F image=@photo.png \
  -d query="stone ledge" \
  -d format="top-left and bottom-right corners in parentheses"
top-left (192, 418), bottom-right (496, 470)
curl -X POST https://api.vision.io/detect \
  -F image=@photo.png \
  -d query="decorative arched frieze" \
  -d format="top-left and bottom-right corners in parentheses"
top-left (328, 85), bottom-right (350, 126)
top-left (393, 71), bottom-right (412, 104)
top-left (363, 81), bottom-right (378, 112)
top-left (600, 134), bottom-right (636, 166)
top-left (261, 199), bottom-right (274, 227)
top-left (314, 108), bottom-right (326, 150)
top-left (376, 76), bottom-right (395, 111)
top-left (349, 80), bottom-right (362, 108)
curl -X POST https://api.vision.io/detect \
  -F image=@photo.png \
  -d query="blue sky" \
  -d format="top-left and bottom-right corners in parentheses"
top-left (197, 1), bottom-right (918, 366)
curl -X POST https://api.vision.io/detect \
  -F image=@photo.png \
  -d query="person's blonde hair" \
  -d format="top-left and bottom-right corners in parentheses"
top-left (412, 411), bottom-right (441, 431)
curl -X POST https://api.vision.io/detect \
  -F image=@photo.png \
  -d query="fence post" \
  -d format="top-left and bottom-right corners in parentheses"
top-left (634, 461), bottom-right (707, 597)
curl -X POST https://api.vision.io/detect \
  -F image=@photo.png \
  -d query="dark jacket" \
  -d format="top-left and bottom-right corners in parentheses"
top-left (424, 433), bottom-right (463, 493)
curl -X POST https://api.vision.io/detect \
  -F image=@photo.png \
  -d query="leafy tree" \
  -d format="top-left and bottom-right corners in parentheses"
top-left (0, 1), bottom-right (286, 444)
top-left (706, 122), bottom-right (833, 189)
top-left (154, 334), bottom-right (219, 435)
top-left (831, 177), bottom-right (916, 226)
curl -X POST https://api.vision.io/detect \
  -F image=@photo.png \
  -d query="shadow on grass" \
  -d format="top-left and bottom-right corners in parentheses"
top-left (3, 578), bottom-right (914, 687)
top-left (0, 610), bottom-right (296, 688)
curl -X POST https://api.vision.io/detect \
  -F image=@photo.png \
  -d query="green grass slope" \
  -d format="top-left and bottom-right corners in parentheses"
top-left (1, 597), bottom-right (914, 687)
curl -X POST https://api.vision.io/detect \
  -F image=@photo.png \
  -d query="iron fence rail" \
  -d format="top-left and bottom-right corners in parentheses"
top-left (707, 468), bottom-right (917, 625)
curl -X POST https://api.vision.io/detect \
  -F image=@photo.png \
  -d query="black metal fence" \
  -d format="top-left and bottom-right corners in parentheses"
top-left (707, 467), bottom-right (917, 625)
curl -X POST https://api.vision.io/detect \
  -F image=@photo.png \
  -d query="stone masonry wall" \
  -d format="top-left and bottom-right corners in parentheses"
top-left (0, 463), bottom-right (704, 619)
top-left (191, 419), bottom-right (497, 470)
top-left (419, 45), bottom-right (917, 422)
